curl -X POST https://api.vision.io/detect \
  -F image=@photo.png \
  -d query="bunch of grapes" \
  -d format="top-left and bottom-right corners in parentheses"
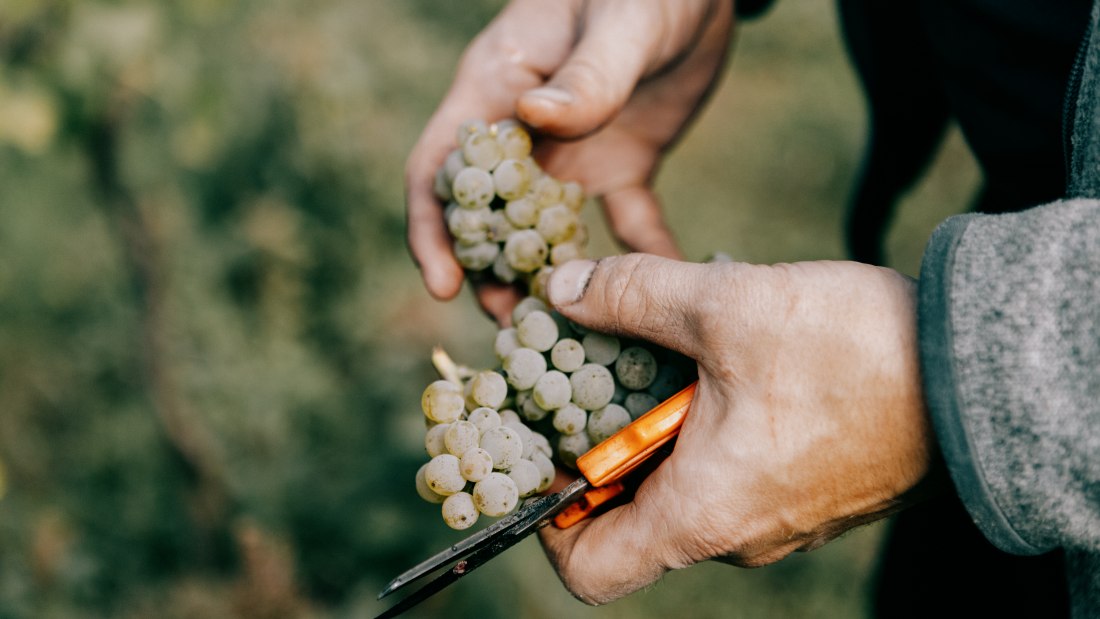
top-left (434, 119), bottom-right (587, 294)
top-left (414, 119), bottom-right (693, 530)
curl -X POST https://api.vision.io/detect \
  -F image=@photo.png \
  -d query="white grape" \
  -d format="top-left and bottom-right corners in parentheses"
top-left (480, 426), bottom-right (523, 470)
top-left (615, 346), bottom-right (658, 390)
top-left (562, 180), bottom-right (584, 212)
top-left (587, 403), bottom-right (631, 443)
top-left (473, 472), bottom-right (519, 517)
top-left (533, 370), bottom-right (571, 410)
top-left (517, 389), bottom-right (550, 422)
top-left (504, 420), bottom-right (537, 460)
top-left (496, 123), bottom-right (532, 159)
top-left (536, 204), bottom-right (577, 245)
top-left (415, 463), bottom-right (447, 504)
top-left (467, 407), bottom-right (502, 435)
top-left (447, 205), bottom-right (491, 244)
top-left (492, 158), bottom-right (533, 201)
top-left (444, 420), bottom-right (481, 457)
top-left (494, 328), bottom-right (521, 361)
top-left (456, 119), bottom-right (488, 145)
top-left (516, 310), bottom-right (558, 352)
top-left (452, 167), bottom-right (495, 209)
top-left (531, 452), bottom-right (556, 493)
top-left (507, 459), bottom-right (541, 498)
top-left (503, 347), bottom-right (546, 390)
top-left (528, 266), bottom-right (554, 305)
top-left (624, 392), bottom-right (660, 419)
top-left (487, 209), bottom-right (517, 243)
top-left (550, 338), bottom-right (585, 372)
top-left (470, 370), bottom-right (508, 409)
top-left (511, 296), bottom-right (550, 325)
top-left (425, 454), bottom-right (466, 496)
top-left (433, 166), bottom-right (452, 202)
top-left (557, 432), bottom-right (592, 470)
top-left (442, 492), bottom-right (479, 530)
top-left (570, 363), bottom-right (616, 410)
top-left (550, 242), bottom-right (583, 265)
top-left (462, 132), bottom-right (504, 171)
top-left (553, 403), bottom-right (587, 435)
top-left (421, 380), bottom-right (465, 423)
top-left (582, 332), bottom-right (621, 366)
top-left (492, 251), bottom-right (518, 283)
top-left (530, 431), bottom-right (553, 459)
top-left (459, 447), bottom-right (494, 482)
top-left (454, 241), bottom-right (499, 271)
top-left (530, 176), bottom-right (563, 206)
top-left (504, 197), bottom-right (539, 228)
top-left (503, 229), bottom-right (549, 273)
top-left (443, 148), bottom-right (467, 183)
top-left (499, 409), bottom-right (521, 426)
top-left (425, 422), bottom-right (451, 457)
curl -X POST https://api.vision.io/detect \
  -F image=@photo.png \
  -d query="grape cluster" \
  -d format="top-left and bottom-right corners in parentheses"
top-left (434, 119), bottom-right (587, 294)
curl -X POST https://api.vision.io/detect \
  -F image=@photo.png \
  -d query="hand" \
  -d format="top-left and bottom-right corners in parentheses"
top-left (405, 0), bottom-right (734, 322)
top-left (538, 255), bottom-right (944, 605)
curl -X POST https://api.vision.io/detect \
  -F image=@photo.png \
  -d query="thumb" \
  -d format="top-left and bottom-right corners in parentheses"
top-left (547, 255), bottom-right (708, 358)
top-left (516, 3), bottom-right (654, 138)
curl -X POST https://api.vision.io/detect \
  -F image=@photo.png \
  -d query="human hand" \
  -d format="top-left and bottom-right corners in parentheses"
top-left (538, 255), bottom-right (944, 604)
top-left (406, 0), bottom-right (734, 322)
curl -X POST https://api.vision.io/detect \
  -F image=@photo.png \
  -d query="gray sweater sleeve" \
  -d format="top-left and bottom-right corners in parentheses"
top-left (918, 199), bottom-right (1100, 557)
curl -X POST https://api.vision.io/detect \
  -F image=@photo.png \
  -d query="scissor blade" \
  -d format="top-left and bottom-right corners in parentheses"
top-left (377, 478), bottom-right (590, 601)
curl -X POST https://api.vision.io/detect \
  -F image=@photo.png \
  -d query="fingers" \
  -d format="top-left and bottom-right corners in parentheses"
top-left (516, 1), bottom-right (656, 138)
top-left (547, 254), bottom-right (712, 357)
top-left (602, 186), bottom-right (682, 259)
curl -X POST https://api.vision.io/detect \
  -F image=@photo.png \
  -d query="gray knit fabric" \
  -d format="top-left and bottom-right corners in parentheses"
top-left (918, 1), bottom-right (1100, 616)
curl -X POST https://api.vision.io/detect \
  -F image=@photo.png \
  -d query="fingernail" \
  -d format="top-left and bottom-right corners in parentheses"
top-left (549, 259), bottom-right (596, 307)
top-left (525, 86), bottom-right (574, 105)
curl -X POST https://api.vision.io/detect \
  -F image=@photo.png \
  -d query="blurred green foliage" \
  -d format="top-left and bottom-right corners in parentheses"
top-left (0, 1), bottom-right (978, 618)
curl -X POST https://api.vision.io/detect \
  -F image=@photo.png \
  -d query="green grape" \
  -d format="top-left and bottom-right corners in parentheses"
top-left (452, 167), bottom-right (495, 209)
top-left (517, 389), bottom-right (550, 422)
top-left (647, 364), bottom-right (685, 401)
top-left (444, 420), bottom-right (481, 457)
top-left (530, 432), bottom-right (553, 459)
top-left (442, 491), bottom-right (480, 530)
top-left (550, 242), bottom-right (583, 265)
top-left (533, 370), bottom-right (571, 410)
top-left (467, 407), bottom-right (502, 434)
top-left (425, 454), bottom-right (466, 496)
top-left (562, 180), bottom-right (584, 212)
top-left (480, 426), bottom-right (523, 470)
top-left (422, 380), bottom-right (464, 423)
top-left (456, 119), bottom-right (488, 145)
top-left (507, 459), bottom-right (541, 498)
top-left (587, 403), bottom-right (631, 443)
top-left (454, 241), bottom-right (499, 271)
top-left (511, 296), bottom-right (550, 325)
top-left (488, 209), bottom-right (517, 243)
top-left (492, 251), bottom-right (519, 284)
top-left (624, 392), bottom-right (659, 419)
top-left (557, 432), bottom-right (592, 470)
top-left (433, 166), bottom-right (452, 202)
top-left (570, 363), bottom-right (616, 410)
top-left (530, 176), bottom-right (563, 206)
top-left (470, 370), bottom-right (508, 409)
top-left (415, 463), bottom-right (447, 504)
top-left (447, 205), bottom-right (491, 244)
top-left (503, 229), bottom-right (549, 273)
top-left (443, 149), bottom-right (467, 184)
top-left (473, 472), bottom-right (519, 517)
top-left (425, 422), bottom-right (451, 457)
top-left (459, 447), bottom-right (494, 482)
top-left (492, 158), bottom-right (533, 201)
top-left (495, 123), bottom-right (532, 159)
top-left (494, 328), bottom-right (521, 361)
top-left (615, 346), bottom-right (658, 390)
top-left (504, 197), bottom-right (539, 228)
top-left (503, 347), bottom-right (546, 390)
top-left (536, 204), bottom-right (577, 245)
top-left (462, 132), bottom-right (504, 171)
top-left (531, 452), bottom-right (556, 493)
top-left (582, 332), bottom-right (621, 366)
top-left (553, 403), bottom-right (587, 436)
top-left (550, 338), bottom-right (585, 372)
top-left (516, 310), bottom-right (558, 352)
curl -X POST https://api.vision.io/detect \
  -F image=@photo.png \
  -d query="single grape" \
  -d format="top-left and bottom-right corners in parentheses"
top-left (530, 176), bottom-right (563, 206)
top-left (570, 363), bottom-right (616, 410)
top-left (447, 205), bottom-right (491, 244)
top-left (528, 266), bottom-right (554, 304)
top-left (444, 420), bottom-right (481, 457)
top-left (533, 370), bottom-right (571, 410)
top-left (507, 459), bottom-right (541, 498)
top-left (517, 389), bottom-right (550, 422)
top-left (473, 472), bottom-right (519, 517)
top-left (553, 403), bottom-right (587, 435)
top-left (422, 380), bottom-right (464, 423)
top-left (462, 132), bottom-right (504, 171)
top-left (562, 180), bottom-right (584, 212)
top-left (647, 364), bottom-right (685, 401)
top-left (504, 197), bottom-right (539, 228)
top-left (433, 166), bottom-right (452, 202)
top-left (425, 422), bottom-right (451, 457)
top-left (492, 158), bottom-right (533, 201)
top-left (504, 420), bottom-right (537, 459)
top-left (499, 409), bottom-right (521, 426)
top-left (490, 118), bottom-right (519, 134)
top-left (503, 229), bottom-right (549, 273)
top-left (494, 328), bottom-right (521, 361)
top-left (456, 119), bottom-right (488, 145)
top-left (516, 310), bottom-right (558, 352)
top-left (442, 492), bottom-right (480, 530)
top-left (550, 242), bottom-right (583, 265)
top-left (496, 123), bottom-right (532, 159)
top-left (443, 148), bottom-right (467, 183)
top-left (531, 452), bottom-right (556, 493)
top-left (587, 403), bottom-right (632, 443)
top-left (550, 338), bottom-right (585, 372)
top-left (454, 241), bottom-right (499, 271)
top-left (530, 432), bottom-right (553, 459)
top-left (624, 392), bottom-right (660, 419)
top-left (536, 204), bottom-right (577, 245)
top-left (452, 167), bottom-right (495, 209)
top-left (459, 447), bottom-right (494, 482)
top-left (615, 346), bottom-right (658, 390)
top-left (511, 296), bottom-right (550, 325)
top-left (492, 251), bottom-right (519, 283)
top-left (568, 222), bottom-right (590, 247)
top-left (487, 209), bottom-right (517, 243)
top-left (557, 432), bottom-right (592, 470)
top-left (480, 426), bottom-right (523, 470)
top-left (582, 332), bottom-right (621, 366)
top-left (470, 371), bottom-right (508, 409)
top-left (503, 347), bottom-right (546, 390)
top-left (425, 454), bottom-right (465, 496)
top-left (415, 463), bottom-right (447, 504)
top-left (467, 407), bottom-right (502, 435)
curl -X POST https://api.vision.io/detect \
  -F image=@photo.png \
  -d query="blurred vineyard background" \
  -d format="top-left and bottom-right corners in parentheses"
top-left (0, 1), bottom-right (979, 618)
